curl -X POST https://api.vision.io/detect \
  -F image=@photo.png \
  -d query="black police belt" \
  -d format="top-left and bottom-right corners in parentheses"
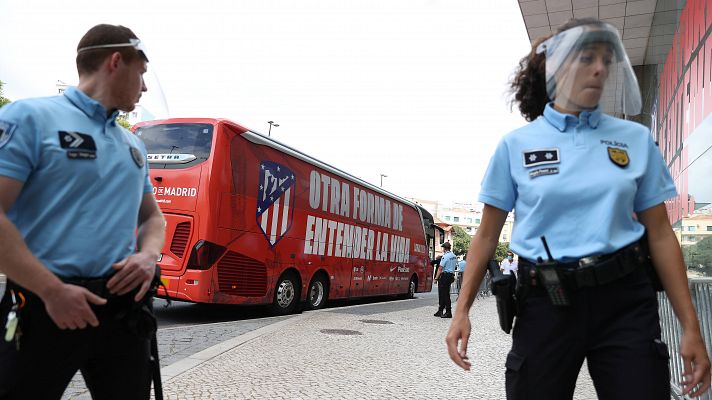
top-left (519, 239), bottom-right (650, 290)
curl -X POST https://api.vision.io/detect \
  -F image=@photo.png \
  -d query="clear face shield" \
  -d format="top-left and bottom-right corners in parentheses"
top-left (536, 22), bottom-right (641, 116)
top-left (76, 39), bottom-right (170, 120)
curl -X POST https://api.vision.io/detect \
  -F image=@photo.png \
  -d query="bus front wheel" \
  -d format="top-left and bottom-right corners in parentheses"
top-left (306, 274), bottom-right (329, 310)
top-left (271, 272), bottom-right (300, 315)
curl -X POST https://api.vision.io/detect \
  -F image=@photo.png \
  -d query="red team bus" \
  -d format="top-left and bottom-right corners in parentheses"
top-left (134, 118), bottom-right (440, 314)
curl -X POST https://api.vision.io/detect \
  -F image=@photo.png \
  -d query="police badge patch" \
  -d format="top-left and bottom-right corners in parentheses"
top-left (0, 120), bottom-right (17, 149)
top-left (130, 146), bottom-right (145, 168)
top-left (608, 147), bottom-right (629, 168)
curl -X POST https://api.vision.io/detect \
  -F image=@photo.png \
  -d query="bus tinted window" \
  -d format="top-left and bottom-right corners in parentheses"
top-left (135, 123), bottom-right (214, 169)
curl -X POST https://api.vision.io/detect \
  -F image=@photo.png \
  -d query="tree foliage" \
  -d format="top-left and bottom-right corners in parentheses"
top-left (0, 80), bottom-right (11, 108)
top-left (494, 242), bottom-right (510, 263)
top-left (116, 115), bottom-right (131, 130)
top-left (451, 226), bottom-right (470, 256)
top-left (451, 224), bottom-right (511, 263)
top-left (682, 236), bottom-right (712, 277)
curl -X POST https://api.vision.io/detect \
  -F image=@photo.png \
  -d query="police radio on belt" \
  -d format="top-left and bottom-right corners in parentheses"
top-left (536, 236), bottom-right (570, 306)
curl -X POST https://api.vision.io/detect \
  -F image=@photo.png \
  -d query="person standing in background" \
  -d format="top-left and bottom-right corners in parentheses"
top-left (499, 251), bottom-right (518, 277)
top-left (434, 242), bottom-right (457, 318)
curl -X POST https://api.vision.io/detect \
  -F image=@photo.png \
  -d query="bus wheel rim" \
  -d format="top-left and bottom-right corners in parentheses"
top-left (310, 281), bottom-right (324, 306)
top-left (277, 280), bottom-right (294, 308)
top-left (409, 280), bottom-right (415, 296)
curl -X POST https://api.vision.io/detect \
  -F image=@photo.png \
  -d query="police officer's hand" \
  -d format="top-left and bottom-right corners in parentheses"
top-left (680, 331), bottom-right (711, 397)
top-left (446, 314), bottom-right (472, 370)
top-left (43, 283), bottom-right (107, 329)
top-left (107, 251), bottom-right (157, 302)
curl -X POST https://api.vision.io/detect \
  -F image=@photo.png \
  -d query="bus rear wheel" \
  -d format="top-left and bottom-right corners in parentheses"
top-left (306, 275), bottom-right (329, 310)
top-left (271, 272), bottom-right (300, 315)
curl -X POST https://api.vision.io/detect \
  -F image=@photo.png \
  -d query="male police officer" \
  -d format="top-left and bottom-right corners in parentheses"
top-left (434, 242), bottom-right (457, 318)
top-left (0, 24), bottom-right (165, 399)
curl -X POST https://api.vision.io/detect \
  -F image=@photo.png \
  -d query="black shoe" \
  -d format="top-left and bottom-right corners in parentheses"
top-left (441, 312), bottom-right (452, 318)
top-left (433, 310), bottom-right (443, 317)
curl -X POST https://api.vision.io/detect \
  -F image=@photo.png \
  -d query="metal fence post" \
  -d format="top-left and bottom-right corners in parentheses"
top-left (659, 278), bottom-right (712, 400)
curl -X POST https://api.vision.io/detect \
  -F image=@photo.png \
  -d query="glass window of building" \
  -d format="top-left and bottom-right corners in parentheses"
top-left (453, 217), bottom-right (460, 222)
top-left (444, 216), bottom-right (451, 221)
top-left (476, 219), bottom-right (481, 224)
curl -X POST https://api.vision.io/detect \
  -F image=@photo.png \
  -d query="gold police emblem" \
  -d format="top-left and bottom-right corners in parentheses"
top-left (608, 147), bottom-right (629, 168)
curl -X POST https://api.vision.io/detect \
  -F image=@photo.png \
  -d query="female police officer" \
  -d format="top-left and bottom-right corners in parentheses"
top-left (445, 18), bottom-right (711, 399)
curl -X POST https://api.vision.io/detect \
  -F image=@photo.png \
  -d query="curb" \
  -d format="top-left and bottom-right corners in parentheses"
top-left (161, 312), bottom-right (310, 381)
top-left (160, 294), bottom-right (434, 381)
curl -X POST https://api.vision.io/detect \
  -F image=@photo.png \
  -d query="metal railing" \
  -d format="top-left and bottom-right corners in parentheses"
top-left (659, 277), bottom-right (712, 400)
top-left (451, 270), bottom-right (493, 299)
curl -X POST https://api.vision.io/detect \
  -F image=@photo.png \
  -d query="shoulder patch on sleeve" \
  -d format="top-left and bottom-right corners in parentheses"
top-left (0, 120), bottom-right (17, 149)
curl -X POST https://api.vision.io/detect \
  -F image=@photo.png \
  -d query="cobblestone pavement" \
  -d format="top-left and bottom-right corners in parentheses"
top-left (61, 315), bottom-right (293, 399)
top-left (160, 296), bottom-right (599, 399)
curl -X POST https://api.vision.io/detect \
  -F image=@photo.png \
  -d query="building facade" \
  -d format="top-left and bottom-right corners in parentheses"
top-left (410, 199), bottom-right (515, 245)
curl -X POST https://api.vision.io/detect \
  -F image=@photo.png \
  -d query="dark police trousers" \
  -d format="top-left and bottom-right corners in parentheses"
top-left (505, 266), bottom-right (670, 400)
top-left (0, 280), bottom-right (156, 400)
top-left (437, 272), bottom-right (454, 313)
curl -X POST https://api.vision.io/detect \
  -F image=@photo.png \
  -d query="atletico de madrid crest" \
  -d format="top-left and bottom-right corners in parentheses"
top-left (256, 161), bottom-right (296, 246)
top-left (607, 147), bottom-right (629, 168)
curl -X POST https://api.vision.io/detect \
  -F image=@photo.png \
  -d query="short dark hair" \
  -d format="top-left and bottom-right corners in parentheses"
top-left (442, 242), bottom-right (451, 250)
top-left (76, 24), bottom-right (142, 76)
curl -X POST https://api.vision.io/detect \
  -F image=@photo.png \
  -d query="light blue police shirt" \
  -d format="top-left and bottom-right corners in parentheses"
top-left (479, 103), bottom-right (677, 262)
top-left (440, 251), bottom-right (457, 273)
top-left (0, 87), bottom-right (153, 278)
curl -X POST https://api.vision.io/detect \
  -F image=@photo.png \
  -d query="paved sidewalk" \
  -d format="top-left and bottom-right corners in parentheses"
top-left (160, 296), bottom-right (599, 399)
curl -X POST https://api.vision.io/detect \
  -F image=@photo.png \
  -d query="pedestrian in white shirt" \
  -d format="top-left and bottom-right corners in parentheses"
top-left (500, 251), bottom-right (518, 276)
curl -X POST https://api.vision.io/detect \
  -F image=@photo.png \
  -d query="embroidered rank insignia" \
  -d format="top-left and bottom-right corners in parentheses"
top-left (607, 147), bottom-right (629, 168)
top-left (59, 131), bottom-right (97, 159)
top-left (523, 148), bottom-right (560, 167)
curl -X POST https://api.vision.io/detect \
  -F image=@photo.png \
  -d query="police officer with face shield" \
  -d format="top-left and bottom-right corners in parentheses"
top-left (445, 18), bottom-right (711, 399)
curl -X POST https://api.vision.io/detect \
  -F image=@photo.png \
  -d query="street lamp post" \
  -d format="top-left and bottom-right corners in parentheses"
top-left (380, 173), bottom-right (388, 187)
top-left (267, 120), bottom-right (279, 137)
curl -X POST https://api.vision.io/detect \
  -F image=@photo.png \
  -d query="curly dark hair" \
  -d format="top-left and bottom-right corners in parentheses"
top-left (509, 18), bottom-right (605, 121)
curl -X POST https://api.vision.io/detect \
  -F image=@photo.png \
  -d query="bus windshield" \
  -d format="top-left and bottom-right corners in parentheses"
top-left (135, 123), bottom-right (214, 169)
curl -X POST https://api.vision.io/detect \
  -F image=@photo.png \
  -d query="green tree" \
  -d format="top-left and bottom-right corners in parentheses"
top-left (494, 242), bottom-right (510, 263)
top-left (0, 80), bottom-right (11, 108)
top-left (116, 115), bottom-right (131, 130)
top-left (451, 225), bottom-right (511, 262)
top-left (451, 226), bottom-right (471, 256)
top-left (682, 236), bottom-right (712, 277)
